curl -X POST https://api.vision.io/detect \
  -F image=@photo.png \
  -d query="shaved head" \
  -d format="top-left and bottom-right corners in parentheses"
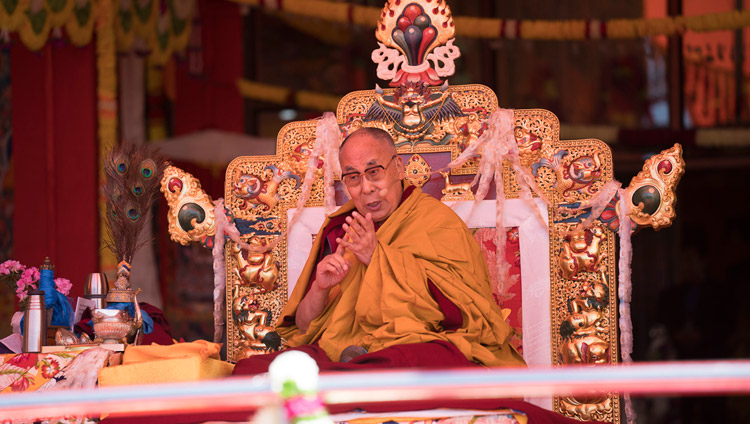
top-left (340, 127), bottom-right (396, 156)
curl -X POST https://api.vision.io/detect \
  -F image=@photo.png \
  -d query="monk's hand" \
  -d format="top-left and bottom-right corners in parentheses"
top-left (314, 244), bottom-right (350, 291)
top-left (338, 212), bottom-right (377, 266)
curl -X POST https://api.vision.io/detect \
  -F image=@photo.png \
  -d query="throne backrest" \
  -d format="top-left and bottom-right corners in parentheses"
top-left (221, 88), bottom-right (620, 413)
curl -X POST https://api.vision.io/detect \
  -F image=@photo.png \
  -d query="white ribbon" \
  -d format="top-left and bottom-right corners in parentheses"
top-left (446, 108), bottom-right (549, 288)
top-left (616, 188), bottom-right (636, 424)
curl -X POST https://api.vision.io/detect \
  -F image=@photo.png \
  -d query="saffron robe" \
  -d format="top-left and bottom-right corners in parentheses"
top-left (277, 186), bottom-right (525, 367)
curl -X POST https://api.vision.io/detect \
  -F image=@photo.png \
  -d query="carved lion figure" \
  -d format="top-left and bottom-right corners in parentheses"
top-left (559, 226), bottom-right (606, 280)
top-left (232, 237), bottom-right (279, 293)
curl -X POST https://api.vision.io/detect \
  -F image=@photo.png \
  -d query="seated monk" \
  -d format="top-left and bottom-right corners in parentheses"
top-left (233, 127), bottom-right (525, 374)
top-left (102, 130), bottom-right (602, 424)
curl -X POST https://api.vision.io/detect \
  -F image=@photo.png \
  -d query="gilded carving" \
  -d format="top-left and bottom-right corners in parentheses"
top-left (558, 277), bottom-right (613, 420)
top-left (439, 170), bottom-right (474, 201)
top-left (232, 236), bottom-right (279, 293)
top-left (433, 112), bottom-right (486, 151)
top-left (232, 286), bottom-right (281, 359)
top-left (287, 137), bottom-right (324, 179)
top-left (625, 144), bottom-right (685, 230)
top-left (225, 156), bottom-right (295, 362)
top-left (337, 85), bottom-right (497, 159)
top-left (532, 149), bottom-right (603, 199)
top-left (404, 153), bottom-right (431, 188)
top-left (160, 165), bottom-right (216, 246)
top-left (559, 280), bottom-right (608, 346)
top-left (274, 122), bottom-right (327, 209)
top-left (514, 126), bottom-right (543, 167)
top-left (559, 226), bottom-right (607, 281)
top-left (362, 84), bottom-right (465, 144)
top-left (560, 397), bottom-right (613, 422)
top-left (547, 140), bottom-right (618, 423)
top-left (233, 164), bottom-right (301, 212)
top-left (502, 110), bottom-right (560, 191)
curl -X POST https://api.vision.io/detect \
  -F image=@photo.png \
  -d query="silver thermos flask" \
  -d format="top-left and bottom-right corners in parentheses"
top-left (23, 289), bottom-right (47, 353)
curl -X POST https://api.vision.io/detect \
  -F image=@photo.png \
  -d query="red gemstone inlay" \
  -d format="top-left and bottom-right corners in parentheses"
top-left (398, 16), bottom-right (411, 31)
top-left (389, 9), bottom-right (395, 16)
top-left (404, 4), bottom-right (421, 21)
top-left (657, 160), bottom-right (673, 174)
top-left (168, 178), bottom-right (183, 193)
top-left (600, 209), bottom-right (616, 221)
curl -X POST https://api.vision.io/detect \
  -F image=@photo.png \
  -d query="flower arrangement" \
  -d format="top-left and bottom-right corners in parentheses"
top-left (1, 259), bottom-right (72, 309)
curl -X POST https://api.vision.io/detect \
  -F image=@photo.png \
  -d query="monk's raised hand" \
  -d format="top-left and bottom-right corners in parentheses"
top-left (338, 212), bottom-right (377, 266)
top-left (314, 244), bottom-right (349, 291)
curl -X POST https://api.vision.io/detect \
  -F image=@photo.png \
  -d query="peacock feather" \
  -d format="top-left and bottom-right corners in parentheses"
top-left (102, 143), bottom-right (167, 265)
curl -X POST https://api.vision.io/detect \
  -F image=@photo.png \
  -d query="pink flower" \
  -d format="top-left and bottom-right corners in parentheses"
top-left (0, 260), bottom-right (24, 275)
top-left (54, 278), bottom-right (72, 296)
top-left (284, 395), bottom-right (325, 419)
top-left (17, 267), bottom-right (39, 292)
top-left (16, 286), bottom-right (27, 301)
top-left (21, 267), bottom-right (40, 284)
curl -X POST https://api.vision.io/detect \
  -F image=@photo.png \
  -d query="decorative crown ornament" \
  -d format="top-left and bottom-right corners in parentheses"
top-left (357, 1), bottom-right (469, 146)
top-left (372, 0), bottom-right (460, 87)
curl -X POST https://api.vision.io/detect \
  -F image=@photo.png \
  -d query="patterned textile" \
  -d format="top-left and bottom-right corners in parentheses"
top-left (0, 348), bottom-right (111, 424)
top-left (0, 351), bottom-right (82, 393)
top-left (473, 227), bottom-right (524, 354)
top-left (331, 408), bottom-right (526, 424)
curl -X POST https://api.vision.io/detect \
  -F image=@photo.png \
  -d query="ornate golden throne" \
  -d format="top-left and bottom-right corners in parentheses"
top-left (160, 1), bottom-right (684, 422)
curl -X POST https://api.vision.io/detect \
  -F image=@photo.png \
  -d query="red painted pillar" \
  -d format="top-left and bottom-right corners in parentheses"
top-left (11, 40), bottom-right (98, 299)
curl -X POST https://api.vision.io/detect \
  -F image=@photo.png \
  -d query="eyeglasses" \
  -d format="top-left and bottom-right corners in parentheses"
top-left (341, 155), bottom-right (397, 187)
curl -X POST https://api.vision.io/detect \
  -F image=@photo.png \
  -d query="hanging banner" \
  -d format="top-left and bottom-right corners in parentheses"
top-left (0, 0), bottom-right (195, 65)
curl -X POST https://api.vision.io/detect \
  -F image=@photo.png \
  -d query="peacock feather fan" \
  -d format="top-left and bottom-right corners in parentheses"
top-left (102, 143), bottom-right (167, 264)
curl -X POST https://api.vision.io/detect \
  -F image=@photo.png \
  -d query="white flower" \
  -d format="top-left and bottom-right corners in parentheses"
top-left (268, 350), bottom-right (320, 395)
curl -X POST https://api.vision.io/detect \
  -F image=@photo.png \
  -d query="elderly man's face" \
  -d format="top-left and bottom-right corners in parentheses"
top-left (339, 135), bottom-right (404, 223)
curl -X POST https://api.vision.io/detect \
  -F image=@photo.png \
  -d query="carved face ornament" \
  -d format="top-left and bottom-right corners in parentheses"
top-left (570, 233), bottom-right (588, 252)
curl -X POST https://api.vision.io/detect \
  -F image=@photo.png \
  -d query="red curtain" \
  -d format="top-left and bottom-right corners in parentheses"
top-left (11, 39), bottom-right (98, 300)
top-left (173, 0), bottom-right (244, 136)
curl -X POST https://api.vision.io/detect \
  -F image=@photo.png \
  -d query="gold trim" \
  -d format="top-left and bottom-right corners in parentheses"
top-left (545, 137), bottom-right (618, 423)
